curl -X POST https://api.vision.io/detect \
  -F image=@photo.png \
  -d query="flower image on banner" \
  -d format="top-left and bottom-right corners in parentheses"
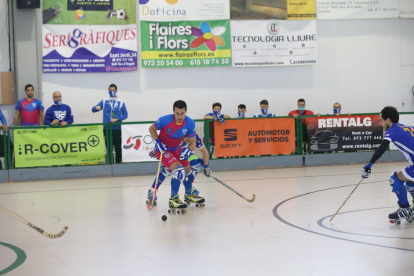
top-left (141, 20), bottom-right (231, 68)
top-left (139, 0), bottom-right (230, 21)
top-left (42, 0), bottom-right (137, 73)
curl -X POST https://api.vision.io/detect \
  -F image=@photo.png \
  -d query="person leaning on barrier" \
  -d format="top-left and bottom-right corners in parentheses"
top-left (14, 84), bottom-right (45, 126)
top-left (92, 84), bottom-right (128, 164)
top-left (45, 91), bottom-right (74, 126)
top-left (234, 104), bottom-right (247, 118)
top-left (288, 98), bottom-right (320, 118)
top-left (331, 102), bottom-right (351, 116)
top-left (253, 99), bottom-right (275, 118)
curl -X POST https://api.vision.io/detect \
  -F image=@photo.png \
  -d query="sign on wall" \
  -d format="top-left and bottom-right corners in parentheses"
top-left (121, 124), bottom-right (155, 162)
top-left (139, 0), bottom-right (230, 21)
top-left (231, 19), bottom-right (317, 67)
top-left (305, 115), bottom-right (383, 153)
top-left (399, 0), bottom-right (414, 18)
top-left (14, 126), bottom-right (105, 168)
top-left (317, 0), bottom-right (399, 20)
top-left (42, 0), bottom-right (137, 73)
top-left (214, 118), bottom-right (296, 157)
top-left (287, 0), bottom-right (316, 20)
top-left (141, 20), bottom-right (231, 68)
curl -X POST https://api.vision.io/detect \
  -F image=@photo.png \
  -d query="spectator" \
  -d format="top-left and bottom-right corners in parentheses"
top-left (253, 99), bottom-right (275, 118)
top-left (14, 84), bottom-right (45, 126)
top-left (288, 98), bottom-right (320, 118)
top-left (0, 109), bottom-right (8, 160)
top-left (92, 84), bottom-right (128, 163)
top-left (203, 102), bottom-right (231, 153)
top-left (331, 102), bottom-right (351, 116)
top-left (45, 91), bottom-right (74, 126)
top-left (234, 104), bottom-right (246, 118)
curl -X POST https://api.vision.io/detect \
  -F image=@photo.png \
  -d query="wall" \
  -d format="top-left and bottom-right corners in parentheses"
top-left (10, 3), bottom-right (414, 126)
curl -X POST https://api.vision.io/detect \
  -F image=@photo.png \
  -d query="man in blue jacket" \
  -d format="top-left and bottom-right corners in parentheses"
top-left (92, 84), bottom-right (128, 163)
top-left (45, 91), bottom-right (74, 126)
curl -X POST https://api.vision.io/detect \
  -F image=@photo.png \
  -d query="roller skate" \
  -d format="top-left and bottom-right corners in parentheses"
top-left (184, 188), bottom-right (206, 208)
top-left (168, 195), bottom-right (187, 215)
top-left (146, 188), bottom-right (157, 206)
top-left (389, 204), bottom-right (413, 225)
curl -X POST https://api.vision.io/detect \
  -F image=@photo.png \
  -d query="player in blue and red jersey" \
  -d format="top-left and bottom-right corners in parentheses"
top-left (148, 100), bottom-right (205, 211)
top-left (362, 106), bottom-right (414, 225)
top-left (14, 84), bottom-right (45, 126)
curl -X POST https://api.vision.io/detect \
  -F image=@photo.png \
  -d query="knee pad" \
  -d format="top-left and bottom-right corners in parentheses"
top-left (390, 172), bottom-right (404, 194)
top-left (186, 169), bottom-right (197, 183)
top-left (190, 159), bottom-right (201, 173)
top-left (172, 166), bottom-right (187, 182)
top-left (161, 165), bottom-right (171, 177)
top-left (405, 181), bottom-right (414, 193)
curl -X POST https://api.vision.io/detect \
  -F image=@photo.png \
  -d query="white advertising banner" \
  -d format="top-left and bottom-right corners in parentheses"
top-left (42, 25), bottom-right (138, 73)
top-left (317, 0), bottom-right (399, 20)
top-left (231, 19), bottom-right (317, 67)
top-left (139, 0), bottom-right (230, 21)
top-left (122, 124), bottom-right (156, 162)
top-left (400, 0), bottom-right (414, 18)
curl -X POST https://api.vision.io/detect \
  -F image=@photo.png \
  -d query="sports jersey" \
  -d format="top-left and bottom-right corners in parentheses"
top-left (253, 112), bottom-right (275, 118)
top-left (45, 104), bottom-right (74, 125)
top-left (154, 114), bottom-right (196, 151)
top-left (15, 98), bottom-right (44, 126)
top-left (180, 134), bottom-right (204, 151)
top-left (383, 123), bottom-right (414, 165)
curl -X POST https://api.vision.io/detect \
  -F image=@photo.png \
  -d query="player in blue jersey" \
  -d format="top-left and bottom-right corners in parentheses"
top-left (148, 100), bottom-right (205, 213)
top-left (147, 134), bottom-right (210, 206)
top-left (362, 106), bottom-right (414, 225)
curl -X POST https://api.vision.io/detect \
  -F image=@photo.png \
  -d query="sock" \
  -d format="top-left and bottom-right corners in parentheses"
top-left (171, 178), bottom-right (180, 198)
top-left (396, 183), bottom-right (409, 206)
top-left (184, 172), bottom-right (196, 194)
top-left (151, 171), bottom-right (166, 189)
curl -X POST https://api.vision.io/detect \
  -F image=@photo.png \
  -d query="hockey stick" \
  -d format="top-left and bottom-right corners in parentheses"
top-left (147, 151), bottom-right (164, 211)
top-left (330, 178), bottom-right (364, 222)
top-left (211, 175), bottom-right (256, 203)
top-left (0, 205), bottom-right (69, 239)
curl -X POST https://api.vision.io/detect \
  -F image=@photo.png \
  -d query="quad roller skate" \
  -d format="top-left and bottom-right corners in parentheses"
top-left (389, 205), bottom-right (413, 225)
top-left (184, 188), bottom-right (206, 208)
top-left (146, 188), bottom-right (157, 206)
top-left (168, 195), bottom-right (187, 215)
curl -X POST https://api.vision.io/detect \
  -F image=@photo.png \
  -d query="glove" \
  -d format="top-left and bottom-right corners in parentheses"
top-left (155, 139), bottom-right (166, 153)
top-left (148, 151), bottom-right (157, 159)
top-left (218, 116), bottom-right (225, 125)
top-left (180, 148), bottom-right (191, 160)
top-left (361, 162), bottom-right (372, 179)
top-left (204, 165), bottom-right (211, 177)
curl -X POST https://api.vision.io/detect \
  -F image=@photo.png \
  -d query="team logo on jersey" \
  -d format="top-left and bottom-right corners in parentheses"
top-left (54, 111), bottom-right (67, 121)
top-left (167, 128), bottom-right (172, 133)
top-left (32, 103), bottom-right (37, 107)
top-left (123, 136), bottom-right (142, 150)
top-left (182, 129), bottom-right (188, 135)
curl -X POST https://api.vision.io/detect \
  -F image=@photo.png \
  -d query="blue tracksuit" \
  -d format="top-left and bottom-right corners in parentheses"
top-left (45, 104), bottom-right (74, 125)
top-left (92, 98), bottom-right (128, 129)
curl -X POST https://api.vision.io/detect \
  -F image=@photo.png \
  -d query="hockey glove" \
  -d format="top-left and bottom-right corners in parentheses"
top-left (361, 163), bottom-right (372, 179)
top-left (180, 148), bottom-right (192, 160)
top-left (148, 151), bottom-right (157, 159)
top-left (155, 139), bottom-right (166, 153)
top-left (204, 165), bottom-right (211, 177)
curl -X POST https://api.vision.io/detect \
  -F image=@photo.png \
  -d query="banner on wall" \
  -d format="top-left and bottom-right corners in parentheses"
top-left (14, 126), bottom-right (105, 168)
top-left (214, 118), bottom-right (296, 157)
top-left (141, 20), bottom-right (231, 68)
top-left (121, 124), bottom-right (155, 163)
top-left (42, 0), bottom-right (136, 25)
top-left (42, 25), bottom-right (137, 73)
top-left (305, 115), bottom-right (383, 153)
top-left (287, 0), bottom-right (316, 20)
top-left (139, 0), bottom-right (230, 21)
top-left (399, 0), bottom-right (414, 18)
top-left (317, 0), bottom-right (399, 20)
top-left (231, 19), bottom-right (317, 67)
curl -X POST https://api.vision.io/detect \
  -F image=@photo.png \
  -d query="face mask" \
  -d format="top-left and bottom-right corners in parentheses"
top-left (261, 109), bottom-right (268, 114)
top-left (333, 108), bottom-right (341, 114)
top-left (54, 101), bottom-right (62, 105)
top-left (298, 107), bottom-right (305, 112)
top-left (238, 112), bottom-right (245, 118)
top-left (109, 91), bottom-right (117, 97)
top-left (213, 110), bottom-right (220, 116)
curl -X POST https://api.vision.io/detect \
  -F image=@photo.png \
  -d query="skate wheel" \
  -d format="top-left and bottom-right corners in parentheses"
top-left (396, 220), bottom-right (401, 226)
top-left (201, 203), bottom-right (205, 207)
top-left (172, 210), bottom-right (176, 214)
top-left (168, 209), bottom-right (171, 214)
top-left (408, 218), bottom-right (414, 224)
top-left (196, 203), bottom-right (200, 208)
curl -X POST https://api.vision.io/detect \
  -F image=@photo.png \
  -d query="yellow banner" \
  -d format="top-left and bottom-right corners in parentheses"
top-left (287, 0), bottom-right (316, 20)
top-left (141, 50), bottom-right (232, 60)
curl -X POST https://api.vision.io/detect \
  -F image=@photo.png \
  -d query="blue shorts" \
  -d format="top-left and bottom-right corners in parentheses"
top-left (402, 165), bottom-right (414, 181)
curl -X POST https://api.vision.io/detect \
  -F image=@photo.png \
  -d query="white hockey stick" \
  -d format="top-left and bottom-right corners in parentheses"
top-left (0, 205), bottom-right (69, 239)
